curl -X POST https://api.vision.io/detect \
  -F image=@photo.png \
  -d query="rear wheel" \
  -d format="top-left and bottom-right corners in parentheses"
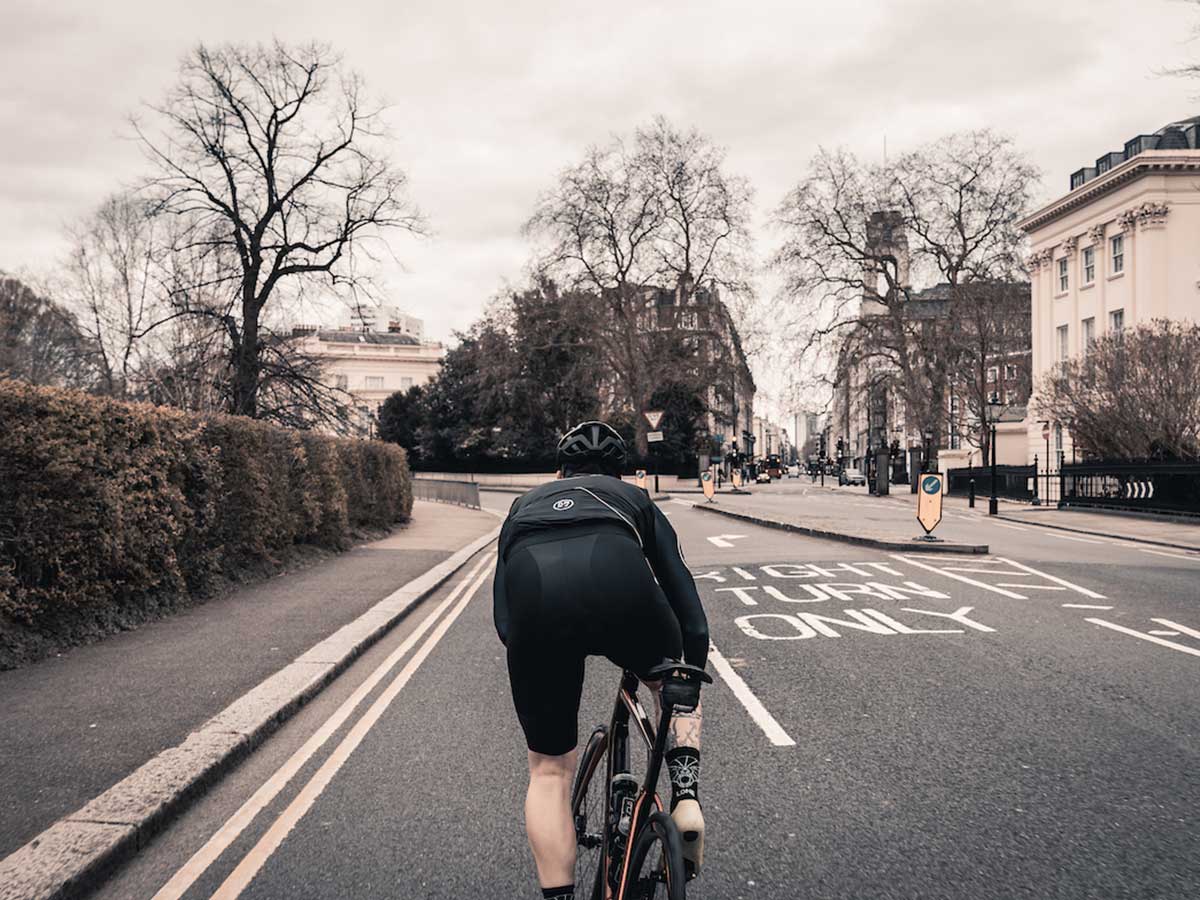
top-left (571, 726), bottom-right (608, 900)
top-left (624, 810), bottom-right (686, 899)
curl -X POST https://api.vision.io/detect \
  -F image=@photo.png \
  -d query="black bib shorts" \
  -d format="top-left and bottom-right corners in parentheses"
top-left (502, 522), bottom-right (683, 756)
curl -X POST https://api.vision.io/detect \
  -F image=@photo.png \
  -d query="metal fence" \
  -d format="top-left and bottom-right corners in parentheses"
top-left (412, 478), bottom-right (482, 509)
top-left (947, 464), bottom-right (1036, 501)
top-left (1059, 461), bottom-right (1200, 515)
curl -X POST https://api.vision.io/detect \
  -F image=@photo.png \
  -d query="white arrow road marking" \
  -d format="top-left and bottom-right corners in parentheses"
top-left (707, 642), bottom-right (795, 747)
top-left (1086, 618), bottom-right (1200, 659)
top-left (992, 557), bottom-right (1106, 598)
top-left (891, 555), bottom-right (1027, 599)
top-left (707, 533), bottom-right (747, 548)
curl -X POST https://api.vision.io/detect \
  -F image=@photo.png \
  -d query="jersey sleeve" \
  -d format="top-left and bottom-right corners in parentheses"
top-left (646, 502), bottom-right (709, 669)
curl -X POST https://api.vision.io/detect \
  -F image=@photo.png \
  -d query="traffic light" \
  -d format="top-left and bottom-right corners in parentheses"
top-left (818, 434), bottom-right (826, 458)
top-left (836, 437), bottom-right (845, 455)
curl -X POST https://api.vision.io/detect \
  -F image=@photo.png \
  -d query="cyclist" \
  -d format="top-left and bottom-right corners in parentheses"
top-left (493, 421), bottom-right (709, 900)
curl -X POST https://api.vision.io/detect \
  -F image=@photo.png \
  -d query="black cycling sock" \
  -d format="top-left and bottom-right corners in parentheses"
top-left (541, 885), bottom-right (574, 900)
top-left (666, 747), bottom-right (700, 810)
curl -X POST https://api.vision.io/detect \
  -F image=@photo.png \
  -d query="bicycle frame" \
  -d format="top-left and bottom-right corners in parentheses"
top-left (589, 670), bottom-right (677, 899)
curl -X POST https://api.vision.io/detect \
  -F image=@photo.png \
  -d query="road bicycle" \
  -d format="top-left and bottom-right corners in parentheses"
top-left (570, 659), bottom-right (712, 900)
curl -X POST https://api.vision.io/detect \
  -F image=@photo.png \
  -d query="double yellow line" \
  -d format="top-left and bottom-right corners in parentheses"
top-left (153, 551), bottom-right (496, 900)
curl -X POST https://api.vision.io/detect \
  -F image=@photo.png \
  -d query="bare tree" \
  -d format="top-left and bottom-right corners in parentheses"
top-left (1041, 320), bottom-right (1200, 460)
top-left (773, 130), bottom-right (1037, 466)
top-left (0, 274), bottom-right (92, 387)
top-left (135, 40), bottom-right (422, 421)
top-left (526, 117), bottom-right (755, 453)
top-left (58, 193), bottom-right (166, 398)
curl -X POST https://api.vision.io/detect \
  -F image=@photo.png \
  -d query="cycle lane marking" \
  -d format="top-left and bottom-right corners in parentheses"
top-left (203, 560), bottom-right (495, 900)
top-left (707, 641), bottom-right (796, 747)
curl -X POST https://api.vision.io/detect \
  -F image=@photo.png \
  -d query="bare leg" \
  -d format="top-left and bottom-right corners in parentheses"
top-left (525, 748), bottom-right (578, 888)
top-left (645, 680), bottom-right (703, 751)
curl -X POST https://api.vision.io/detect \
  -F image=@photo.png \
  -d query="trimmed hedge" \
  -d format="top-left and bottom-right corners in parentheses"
top-left (0, 379), bottom-right (411, 663)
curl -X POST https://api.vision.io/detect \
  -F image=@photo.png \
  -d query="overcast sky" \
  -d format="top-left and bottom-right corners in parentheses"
top-left (2, 0), bottom-right (1197, 410)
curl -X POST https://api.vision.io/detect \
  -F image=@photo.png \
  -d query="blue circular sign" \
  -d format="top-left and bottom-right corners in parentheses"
top-left (921, 475), bottom-right (941, 495)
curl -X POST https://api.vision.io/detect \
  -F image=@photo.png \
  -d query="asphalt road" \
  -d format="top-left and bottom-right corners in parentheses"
top-left (92, 490), bottom-right (1200, 899)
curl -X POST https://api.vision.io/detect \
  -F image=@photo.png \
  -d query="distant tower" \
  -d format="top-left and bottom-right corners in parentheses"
top-left (861, 210), bottom-right (909, 317)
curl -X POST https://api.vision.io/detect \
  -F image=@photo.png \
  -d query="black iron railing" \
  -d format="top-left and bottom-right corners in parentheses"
top-left (1059, 460), bottom-right (1200, 515)
top-left (947, 464), bottom-right (1036, 501)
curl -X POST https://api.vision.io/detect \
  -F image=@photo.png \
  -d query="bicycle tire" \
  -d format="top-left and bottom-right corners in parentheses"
top-left (571, 726), bottom-right (608, 900)
top-left (622, 810), bottom-right (687, 900)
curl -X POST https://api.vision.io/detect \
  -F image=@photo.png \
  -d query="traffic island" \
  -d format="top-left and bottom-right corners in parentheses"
top-left (689, 503), bottom-right (989, 554)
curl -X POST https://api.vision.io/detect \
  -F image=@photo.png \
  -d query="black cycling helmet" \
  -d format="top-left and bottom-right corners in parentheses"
top-left (556, 420), bottom-right (627, 475)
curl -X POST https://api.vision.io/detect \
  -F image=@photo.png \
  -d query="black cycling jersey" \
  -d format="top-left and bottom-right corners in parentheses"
top-left (493, 474), bottom-right (709, 669)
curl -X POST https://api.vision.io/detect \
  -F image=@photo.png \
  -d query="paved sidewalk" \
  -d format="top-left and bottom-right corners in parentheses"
top-left (997, 505), bottom-right (1200, 551)
top-left (0, 501), bottom-right (498, 859)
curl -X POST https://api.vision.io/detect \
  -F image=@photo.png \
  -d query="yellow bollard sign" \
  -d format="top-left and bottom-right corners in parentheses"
top-left (635, 469), bottom-right (647, 490)
top-left (732, 470), bottom-right (742, 488)
top-left (701, 470), bottom-right (716, 502)
top-left (916, 473), bottom-right (944, 534)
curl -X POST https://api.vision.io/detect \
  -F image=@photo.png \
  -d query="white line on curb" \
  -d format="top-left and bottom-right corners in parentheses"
top-left (211, 563), bottom-right (495, 899)
top-left (152, 553), bottom-right (495, 900)
top-left (707, 642), bottom-right (795, 747)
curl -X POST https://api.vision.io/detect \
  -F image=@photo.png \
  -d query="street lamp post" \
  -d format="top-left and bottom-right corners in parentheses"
top-left (987, 403), bottom-right (1000, 516)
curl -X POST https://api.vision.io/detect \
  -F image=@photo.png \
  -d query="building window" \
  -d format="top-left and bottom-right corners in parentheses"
top-left (365, 376), bottom-right (384, 390)
top-left (1054, 423), bottom-right (1063, 455)
top-left (1111, 234), bottom-right (1124, 274)
top-left (1057, 258), bottom-right (1069, 293)
top-left (1109, 309), bottom-right (1124, 333)
top-left (986, 366), bottom-right (998, 383)
top-left (334, 374), bottom-right (349, 390)
top-left (1082, 317), bottom-right (1095, 355)
top-left (1056, 324), bottom-right (1069, 362)
top-left (401, 377), bottom-right (414, 390)
top-left (1004, 364), bottom-right (1018, 380)
top-left (1082, 246), bottom-right (1095, 284)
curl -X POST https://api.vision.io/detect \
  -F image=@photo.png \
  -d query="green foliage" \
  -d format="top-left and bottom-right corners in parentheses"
top-left (0, 378), bottom-right (412, 647)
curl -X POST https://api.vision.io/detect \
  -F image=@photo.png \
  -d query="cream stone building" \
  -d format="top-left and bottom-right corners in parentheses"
top-left (291, 311), bottom-right (445, 435)
top-left (1019, 116), bottom-right (1200, 488)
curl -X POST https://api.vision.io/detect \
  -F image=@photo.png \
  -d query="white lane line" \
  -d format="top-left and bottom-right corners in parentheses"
top-left (991, 522), bottom-right (1028, 531)
top-left (997, 583), bottom-right (1066, 591)
top-left (152, 553), bottom-right (496, 900)
top-left (209, 563), bottom-right (495, 899)
top-left (1149, 630), bottom-right (1182, 637)
top-left (1137, 548), bottom-right (1200, 562)
top-left (945, 567), bottom-right (1032, 575)
top-left (1062, 603), bottom-right (1114, 610)
top-left (1086, 618), bottom-right (1200, 659)
top-left (992, 557), bottom-right (1107, 599)
top-left (707, 641), bottom-right (795, 747)
top-left (1151, 618), bottom-right (1200, 640)
top-left (891, 555), bottom-right (1026, 598)
top-left (1046, 532), bottom-right (1107, 544)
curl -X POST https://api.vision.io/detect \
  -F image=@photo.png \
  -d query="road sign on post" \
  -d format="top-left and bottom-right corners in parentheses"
top-left (647, 431), bottom-right (664, 443)
top-left (635, 469), bottom-right (647, 490)
top-left (644, 410), bottom-right (665, 430)
top-left (701, 470), bottom-right (716, 502)
top-left (915, 472), bottom-right (944, 538)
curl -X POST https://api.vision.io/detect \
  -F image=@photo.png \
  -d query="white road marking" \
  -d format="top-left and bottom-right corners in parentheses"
top-left (707, 641), bottom-right (795, 747)
top-left (1046, 532), bottom-right (1107, 544)
top-left (208, 563), bottom-right (495, 899)
top-left (1151, 619), bottom-right (1200, 640)
top-left (991, 522), bottom-right (1028, 531)
top-left (1137, 548), bottom-right (1200, 562)
top-left (1086, 618), bottom-right (1200, 659)
top-left (997, 583), bottom-right (1065, 591)
top-left (890, 555), bottom-right (1026, 599)
top-left (1062, 603), bottom-right (1114, 610)
top-left (152, 553), bottom-right (496, 900)
top-left (1149, 630), bottom-right (1182, 636)
top-left (706, 533), bottom-right (747, 548)
top-left (992, 557), bottom-right (1106, 599)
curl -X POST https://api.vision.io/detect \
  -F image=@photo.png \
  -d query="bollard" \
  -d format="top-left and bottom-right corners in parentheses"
top-left (968, 478), bottom-right (975, 508)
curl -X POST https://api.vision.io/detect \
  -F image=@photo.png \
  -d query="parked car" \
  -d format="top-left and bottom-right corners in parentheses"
top-left (755, 469), bottom-right (772, 484)
top-left (839, 467), bottom-right (866, 486)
